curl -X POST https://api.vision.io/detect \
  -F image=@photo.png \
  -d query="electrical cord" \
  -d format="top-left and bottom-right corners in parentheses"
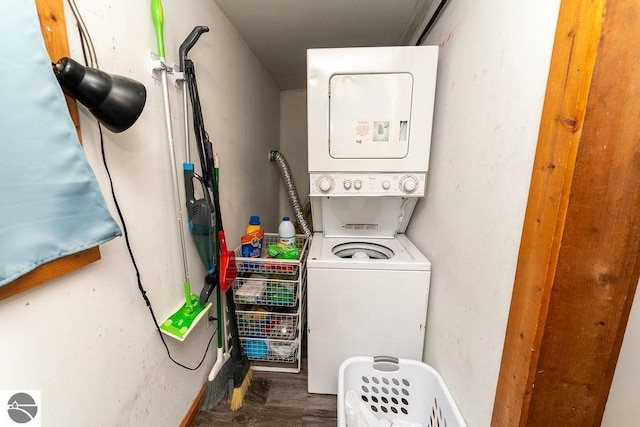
top-left (68, 0), bottom-right (217, 370)
top-left (66, 0), bottom-right (97, 67)
top-left (97, 113), bottom-right (216, 371)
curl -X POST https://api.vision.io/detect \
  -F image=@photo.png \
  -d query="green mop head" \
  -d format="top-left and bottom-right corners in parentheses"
top-left (160, 285), bottom-right (212, 341)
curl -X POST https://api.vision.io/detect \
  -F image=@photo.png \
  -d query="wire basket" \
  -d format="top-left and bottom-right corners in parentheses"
top-left (236, 305), bottom-right (300, 340)
top-left (233, 270), bottom-right (302, 308)
top-left (338, 356), bottom-right (466, 427)
top-left (235, 233), bottom-right (309, 276)
top-left (240, 337), bottom-right (300, 363)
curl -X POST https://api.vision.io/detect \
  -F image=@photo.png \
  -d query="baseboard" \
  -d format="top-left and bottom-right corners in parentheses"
top-left (180, 382), bottom-right (207, 427)
top-left (180, 358), bottom-right (234, 426)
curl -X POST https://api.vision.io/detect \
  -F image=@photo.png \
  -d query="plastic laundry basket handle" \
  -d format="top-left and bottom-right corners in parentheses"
top-left (373, 356), bottom-right (400, 372)
top-left (373, 356), bottom-right (399, 364)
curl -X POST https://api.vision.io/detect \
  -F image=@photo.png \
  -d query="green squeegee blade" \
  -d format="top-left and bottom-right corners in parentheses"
top-left (160, 294), bottom-right (212, 341)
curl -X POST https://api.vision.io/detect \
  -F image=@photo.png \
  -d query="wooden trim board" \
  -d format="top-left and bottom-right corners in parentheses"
top-left (492, 0), bottom-right (640, 424)
top-left (180, 383), bottom-right (208, 427)
top-left (37, 0), bottom-right (82, 137)
top-left (0, 248), bottom-right (101, 301)
top-left (0, 0), bottom-right (101, 302)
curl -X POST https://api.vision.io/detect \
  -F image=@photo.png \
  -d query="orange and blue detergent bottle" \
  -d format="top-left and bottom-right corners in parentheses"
top-left (241, 215), bottom-right (264, 258)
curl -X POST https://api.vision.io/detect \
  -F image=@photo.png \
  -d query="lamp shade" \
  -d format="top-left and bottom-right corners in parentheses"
top-left (53, 57), bottom-right (146, 133)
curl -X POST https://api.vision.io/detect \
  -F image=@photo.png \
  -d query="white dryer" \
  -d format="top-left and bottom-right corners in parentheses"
top-left (305, 46), bottom-right (439, 395)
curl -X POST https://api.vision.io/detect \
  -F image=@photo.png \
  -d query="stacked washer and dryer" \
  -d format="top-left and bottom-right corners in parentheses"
top-left (305, 46), bottom-right (439, 394)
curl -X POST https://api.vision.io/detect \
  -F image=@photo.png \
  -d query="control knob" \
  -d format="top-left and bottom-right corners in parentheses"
top-left (400, 175), bottom-right (419, 194)
top-left (353, 180), bottom-right (363, 190)
top-left (317, 175), bottom-right (334, 193)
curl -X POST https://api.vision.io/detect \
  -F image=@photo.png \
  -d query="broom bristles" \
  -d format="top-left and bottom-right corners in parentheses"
top-left (230, 367), bottom-right (253, 411)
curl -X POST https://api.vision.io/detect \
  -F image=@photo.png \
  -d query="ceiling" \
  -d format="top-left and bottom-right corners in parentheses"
top-left (213, 0), bottom-right (438, 90)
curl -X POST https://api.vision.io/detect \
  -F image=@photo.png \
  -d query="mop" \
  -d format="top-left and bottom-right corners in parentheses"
top-left (151, 0), bottom-right (211, 341)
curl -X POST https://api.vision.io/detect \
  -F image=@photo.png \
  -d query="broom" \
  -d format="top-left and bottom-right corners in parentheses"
top-left (227, 293), bottom-right (252, 410)
top-left (210, 154), bottom-right (251, 410)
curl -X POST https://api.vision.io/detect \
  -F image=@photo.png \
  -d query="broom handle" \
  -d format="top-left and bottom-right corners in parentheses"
top-left (226, 286), bottom-right (243, 361)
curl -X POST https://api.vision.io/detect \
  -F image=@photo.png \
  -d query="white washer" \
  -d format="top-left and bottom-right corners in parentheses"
top-left (307, 234), bottom-right (430, 394)
top-left (305, 46), bottom-right (438, 395)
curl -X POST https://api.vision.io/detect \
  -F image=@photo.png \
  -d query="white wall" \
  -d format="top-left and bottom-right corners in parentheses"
top-left (0, 0), bottom-right (280, 426)
top-left (406, 1), bottom-right (560, 425)
top-left (277, 90), bottom-right (309, 221)
top-left (602, 282), bottom-right (640, 426)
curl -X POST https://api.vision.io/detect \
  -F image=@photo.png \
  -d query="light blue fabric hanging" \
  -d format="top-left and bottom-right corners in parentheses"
top-left (0, 0), bottom-right (121, 286)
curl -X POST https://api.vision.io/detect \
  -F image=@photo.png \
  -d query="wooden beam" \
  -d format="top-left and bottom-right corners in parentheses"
top-left (493, 0), bottom-right (640, 425)
top-left (0, 248), bottom-right (101, 301)
top-left (37, 0), bottom-right (82, 139)
top-left (0, 0), bottom-right (102, 302)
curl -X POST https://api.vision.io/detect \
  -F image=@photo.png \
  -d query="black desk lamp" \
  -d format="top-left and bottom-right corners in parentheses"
top-left (53, 57), bottom-right (146, 133)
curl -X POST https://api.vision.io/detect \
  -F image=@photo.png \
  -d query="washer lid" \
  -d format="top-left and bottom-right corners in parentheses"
top-left (332, 242), bottom-right (395, 260)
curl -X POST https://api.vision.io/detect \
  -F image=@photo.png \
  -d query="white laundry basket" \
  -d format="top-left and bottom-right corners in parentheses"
top-left (338, 356), bottom-right (466, 427)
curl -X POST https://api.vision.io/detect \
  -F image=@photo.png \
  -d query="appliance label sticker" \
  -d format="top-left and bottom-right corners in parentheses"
top-left (354, 120), bottom-right (372, 144)
top-left (399, 120), bottom-right (408, 141)
top-left (373, 121), bottom-right (390, 142)
top-left (343, 224), bottom-right (379, 230)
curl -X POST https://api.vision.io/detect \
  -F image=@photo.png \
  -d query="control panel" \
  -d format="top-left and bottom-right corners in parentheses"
top-left (309, 173), bottom-right (426, 197)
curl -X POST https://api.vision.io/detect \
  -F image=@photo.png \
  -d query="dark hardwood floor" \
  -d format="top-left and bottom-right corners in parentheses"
top-left (194, 355), bottom-right (337, 426)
